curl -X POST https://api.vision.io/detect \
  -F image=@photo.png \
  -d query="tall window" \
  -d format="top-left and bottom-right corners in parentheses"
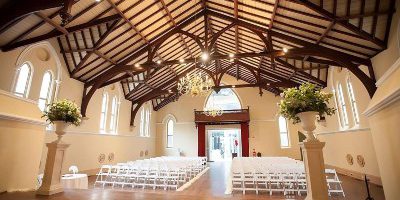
top-left (278, 116), bottom-right (290, 148)
top-left (205, 88), bottom-right (241, 110)
top-left (38, 71), bottom-right (53, 111)
top-left (167, 119), bottom-right (174, 148)
top-left (14, 63), bottom-right (32, 97)
top-left (99, 93), bottom-right (108, 131)
top-left (109, 96), bottom-right (119, 133)
top-left (337, 83), bottom-right (349, 127)
top-left (140, 107), bottom-right (151, 137)
top-left (145, 109), bottom-right (151, 137)
top-left (346, 78), bottom-right (360, 125)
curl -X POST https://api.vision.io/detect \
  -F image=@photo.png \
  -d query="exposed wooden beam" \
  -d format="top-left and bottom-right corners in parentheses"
top-left (1, 14), bottom-right (121, 51)
top-left (35, 12), bottom-right (68, 34)
top-left (269, 0), bottom-right (279, 29)
top-left (292, 0), bottom-right (386, 49)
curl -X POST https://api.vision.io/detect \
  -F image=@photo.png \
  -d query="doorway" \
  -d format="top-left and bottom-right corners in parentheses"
top-left (207, 129), bottom-right (241, 161)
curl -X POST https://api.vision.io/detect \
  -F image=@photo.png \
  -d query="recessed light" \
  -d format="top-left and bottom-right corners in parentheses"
top-left (201, 52), bottom-right (209, 61)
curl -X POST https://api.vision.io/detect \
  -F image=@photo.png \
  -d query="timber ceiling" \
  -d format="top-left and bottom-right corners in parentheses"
top-left (0, 0), bottom-right (396, 119)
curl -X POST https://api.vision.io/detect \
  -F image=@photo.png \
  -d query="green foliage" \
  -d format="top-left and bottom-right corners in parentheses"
top-left (278, 83), bottom-right (335, 124)
top-left (42, 99), bottom-right (82, 126)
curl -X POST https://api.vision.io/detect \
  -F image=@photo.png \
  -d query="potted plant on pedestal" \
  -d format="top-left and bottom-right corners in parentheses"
top-left (42, 99), bottom-right (82, 142)
top-left (278, 83), bottom-right (335, 141)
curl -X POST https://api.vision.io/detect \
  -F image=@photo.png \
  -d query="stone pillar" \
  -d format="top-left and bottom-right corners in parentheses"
top-left (36, 141), bottom-right (69, 195)
top-left (300, 141), bottom-right (328, 200)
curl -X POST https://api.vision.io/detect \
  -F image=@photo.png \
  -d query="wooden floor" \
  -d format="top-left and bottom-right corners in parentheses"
top-left (0, 161), bottom-right (385, 200)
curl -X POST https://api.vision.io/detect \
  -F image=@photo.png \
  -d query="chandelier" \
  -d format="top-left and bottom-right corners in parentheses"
top-left (177, 70), bottom-right (213, 97)
top-left (203, 107), bottom-right (223, 117)
top-left (203, 95), bottom-right (223, 117)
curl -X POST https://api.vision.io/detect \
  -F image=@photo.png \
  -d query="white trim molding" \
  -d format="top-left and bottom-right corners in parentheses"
top-left (363, 86), bottom-right (400, 117)
top-left (375, 56), bottom-right (400, 87)
top-left (316, 127), bottom-right (370, 135)
top-left (46, 130), bottom-right (156, 139)
top-left (0, 112), bottom-right (46, 126)
top-left (0, 89), bottom-right (38, 105)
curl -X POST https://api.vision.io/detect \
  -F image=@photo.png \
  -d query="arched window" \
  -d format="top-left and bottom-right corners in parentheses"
top-left (109, 96), bottom-right (119, 133)
top-left (145, 108), bottom-right (151, 137)
top-left (99, 93), bottom-right (108, 131)
top-left (205, 88), bottom-right (241, 110)
top-left (38, 71), bottom-right (53, 111)
top-left (166, 119), bottom-right (174, 148)
top-left (14, 63), bottom-right (32, 97)
top-left (346, 78), bottom-right (360, 125)
top-left (278, 116), bottom-right (290, 148)
top-left (337, 83), bottom-right (349, 127)
top-left (140, 106), bottom-right (151, 137)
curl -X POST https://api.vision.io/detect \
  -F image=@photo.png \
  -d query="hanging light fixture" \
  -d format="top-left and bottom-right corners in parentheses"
top-left (177, 55), bottom-right (213, 97)
top-left (203, 95), bottom-right (223, 117)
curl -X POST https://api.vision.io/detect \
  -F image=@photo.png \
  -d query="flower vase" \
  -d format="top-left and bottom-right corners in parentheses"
top-left (296, 111), bottom-right (319, 142)
top-left (53, 121), bottom-right (69, 143)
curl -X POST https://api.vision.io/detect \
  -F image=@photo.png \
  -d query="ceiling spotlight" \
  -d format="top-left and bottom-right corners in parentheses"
top-left (95, 0), bottom-right (101, 2)
top-left (156, 60), bottom-right (162, 65)
top-left (230, 59), bottom-right (234, 62)
top-left (229, 53), bottom-right (234, 58)
top-left (168, 89), bottom-right (172, 93)
top-left (267, 83), bottom-right (271, 86)
top-left (283, 48), bottom-right (288, 53)
top-left (201, 52), bottom-right (209, 61)
top-left (232, 85), bottom-right (236, 88)
top-left (134, 63), bottom-right (140, 67)
top-left (179, 58), bottom-right (185, 63)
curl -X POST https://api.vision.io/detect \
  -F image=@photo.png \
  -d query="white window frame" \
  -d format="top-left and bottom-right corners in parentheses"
top-left (38, 70), bottom-right (54, 112)
top-left (99, 93), bottom-right (108, 132)
top-left (109, 96), bottom-right (119, 133)
top-left (140, 108), bottom-right (145, 137)
top-left (337, 83), bottom-right (349, 127)
top-left (166, 119), bottom-right (174, 148)
top-left (346, 78), bottom-right (360, 125)
top-left (278, 116), bottom-right (290, 148)
top-left (13, 62), bottom-right (33, 98)
top-left (145, 108), bottom-right (151, 137)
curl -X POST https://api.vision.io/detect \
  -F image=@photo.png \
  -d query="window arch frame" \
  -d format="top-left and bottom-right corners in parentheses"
top-left (13, 62), bottom-right (33, 98)
top-left (99, 92), bottom-right (109, 132)
top-left (278, 116), bottom-right (290, 148)
top-left (38, 70), bottom-right (54, 112)
top-left (166, 119), bottom-right (174, 148)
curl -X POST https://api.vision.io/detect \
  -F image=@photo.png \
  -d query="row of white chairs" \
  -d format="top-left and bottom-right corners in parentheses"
top-left (230, 157), bottom-right (344, 197)
top-left (94, 157), bottom-right (207, 191)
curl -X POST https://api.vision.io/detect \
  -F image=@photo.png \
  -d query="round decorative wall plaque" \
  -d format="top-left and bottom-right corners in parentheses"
top-left (346, 154), bottom-right (354, 165)
top-left (108, 152), bottom-right (114, 162)
top-left (357, 155), bottom-right (365, 167)
top-left (98, 153), bottom-right (105, 163)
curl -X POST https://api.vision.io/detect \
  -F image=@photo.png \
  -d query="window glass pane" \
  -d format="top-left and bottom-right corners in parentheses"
top-left (337, 84), bottom-right (349, 126)
top-left (280, 133), bottom-right (289, 147)
top-left (38, 99), bottom-right (46, 111)
top-left (167, 120), bottom-right (174, 136)
top-left (278, 116), bottom-right (288, 132)
top-left (15, 63), bottom-right (31, 96)
top-left (140, 109), bottom-right (145, 136)
top-left (347, 79), bottom-right (360, 124)
top-left (205, 88), bottom-right (241, 110)
top-left (38, 72), bottom-right (52, 111)
top-left (167, 135), bottom-right (173, 148)
top-left (100, 93), bottom-right (108, 130)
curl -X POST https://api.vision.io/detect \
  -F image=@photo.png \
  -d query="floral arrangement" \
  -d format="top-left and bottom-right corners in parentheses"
top-left (42, 99), bottom-right (82, 126)
top-left (278, 83), bottom-right (335, 124)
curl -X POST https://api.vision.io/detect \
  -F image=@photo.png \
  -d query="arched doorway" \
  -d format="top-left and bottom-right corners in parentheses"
top-left (203, 88), bottom-right (244, 161)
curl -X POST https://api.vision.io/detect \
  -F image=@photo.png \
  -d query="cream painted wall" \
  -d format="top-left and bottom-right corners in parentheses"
top-left (0, 39), bottom-right (156, 191)
top-left (0, 93), bottom-right (46, 193)
top-left (156, 75), bottom-right (301, 160)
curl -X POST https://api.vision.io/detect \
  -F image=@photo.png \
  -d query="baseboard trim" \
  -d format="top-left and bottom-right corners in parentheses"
top-left (325, 164), bottom-right (382, 186)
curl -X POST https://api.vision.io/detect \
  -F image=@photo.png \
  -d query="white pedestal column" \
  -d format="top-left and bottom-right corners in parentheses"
top-left (36, 141), bottom-right (70, 195)
top-left (300, 140), bottom-right (328, 200)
